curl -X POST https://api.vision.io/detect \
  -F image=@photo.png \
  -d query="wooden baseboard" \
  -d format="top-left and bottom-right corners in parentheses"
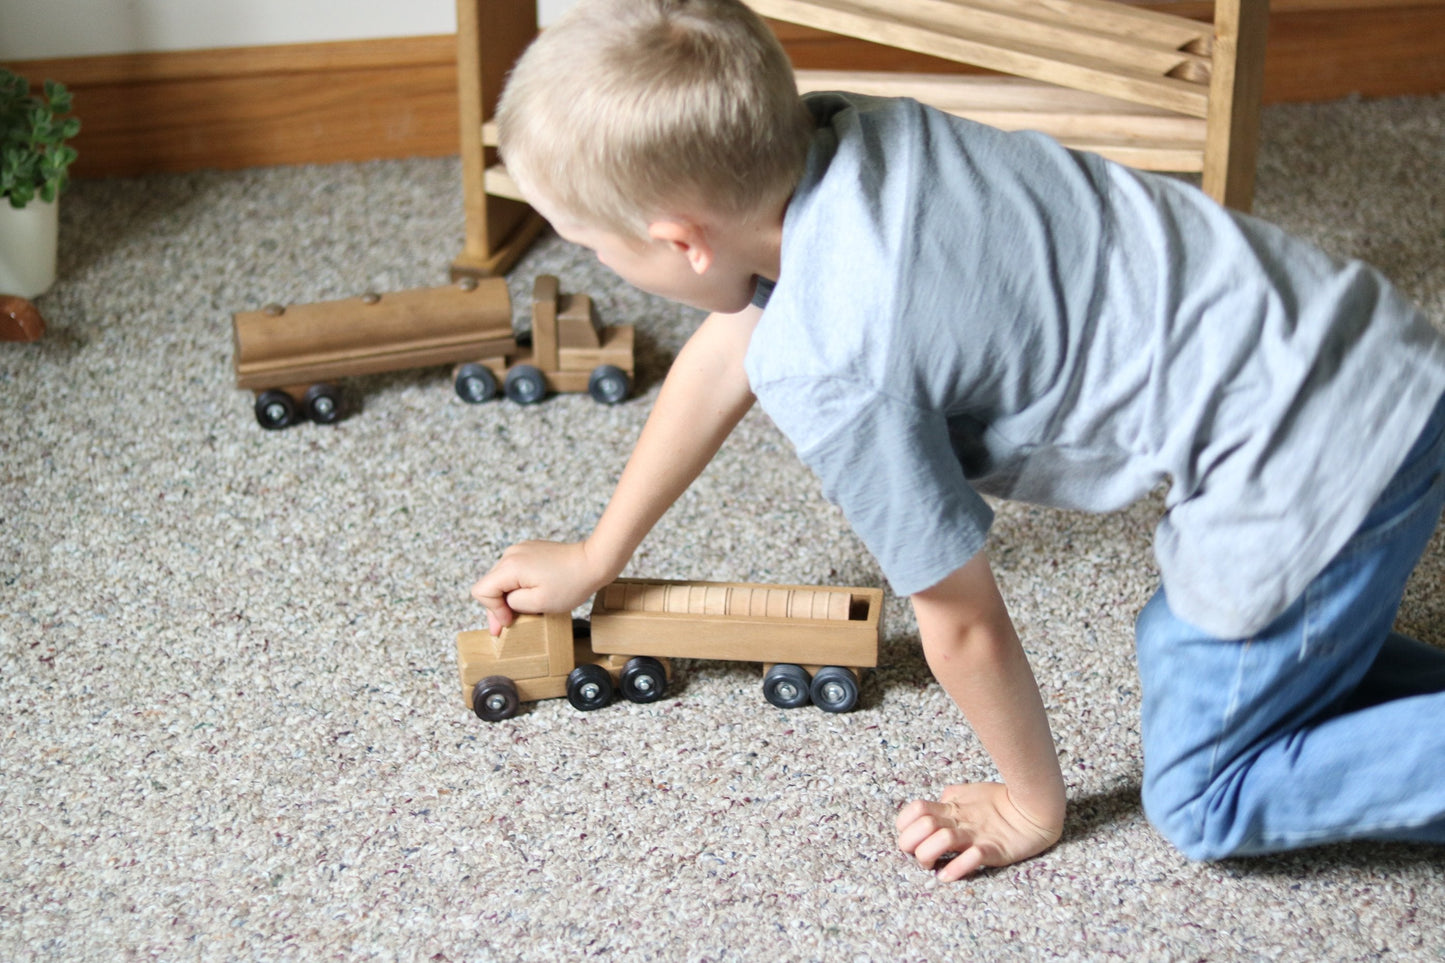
top-left (5, 37), bottom-right (461, 179)
top-left (6, 0), bottom-right (1445, 180)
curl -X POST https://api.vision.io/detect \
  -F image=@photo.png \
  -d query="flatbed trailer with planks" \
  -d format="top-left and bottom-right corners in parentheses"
top-left (457, 578), bottom-right (885, 720)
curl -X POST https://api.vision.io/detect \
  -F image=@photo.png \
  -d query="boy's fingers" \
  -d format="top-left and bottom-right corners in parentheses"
top-left (484, 605), bottom-right (513, 636)
top-left (897, 805), bottom-right (966, 861)
top-left (473, 564), bottom-right (525, 635)
top-left (896, 798), bottom-right (952, 832)
top-left (914, 825), bottom-right (971, 868)
top-left (472, 557), bottom-right (526, 607)
top-left (935, 845), bottom-right (985, 882)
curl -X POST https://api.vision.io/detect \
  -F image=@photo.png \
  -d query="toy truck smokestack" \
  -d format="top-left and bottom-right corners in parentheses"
top-left (457, 578), bottom-right (884, 721)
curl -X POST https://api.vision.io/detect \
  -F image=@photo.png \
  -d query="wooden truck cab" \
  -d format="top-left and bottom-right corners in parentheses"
top-left (464, 275), bottom-right (634, 402)
top-left (457, 610), bottom-right (672, 722)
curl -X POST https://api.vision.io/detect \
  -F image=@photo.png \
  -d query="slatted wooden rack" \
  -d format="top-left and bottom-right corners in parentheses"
top-left (451, 0), bottom-right (1268, 278)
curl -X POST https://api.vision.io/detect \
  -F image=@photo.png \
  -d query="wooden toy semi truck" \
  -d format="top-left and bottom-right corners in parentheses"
top-left (457, 578), bottom-right (885, 721)
top-left (232, 275), bottom-right (634, 429)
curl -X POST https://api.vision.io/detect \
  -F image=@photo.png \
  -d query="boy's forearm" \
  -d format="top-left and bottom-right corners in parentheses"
top-left (912, 557), bottom-right (1066, 829)
top-left (585, 306), bottom-right (760, 575)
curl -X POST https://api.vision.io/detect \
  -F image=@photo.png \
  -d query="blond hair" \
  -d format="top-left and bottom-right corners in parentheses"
top-left (496, 0), bottom-right (813, 238)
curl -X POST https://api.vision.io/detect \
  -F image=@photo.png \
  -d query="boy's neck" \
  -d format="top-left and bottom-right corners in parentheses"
top-left (724, 197), bottom-right (787, 283)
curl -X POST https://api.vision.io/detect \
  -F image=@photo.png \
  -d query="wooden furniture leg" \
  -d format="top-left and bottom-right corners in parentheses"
top-left (451, 0), bottom-right (545, 280)
top-left (1202, 0), bottom-right (1270, 212)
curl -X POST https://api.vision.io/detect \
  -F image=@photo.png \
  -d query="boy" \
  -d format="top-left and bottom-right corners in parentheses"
top-left (473, 0), bottom-right (1445, 880)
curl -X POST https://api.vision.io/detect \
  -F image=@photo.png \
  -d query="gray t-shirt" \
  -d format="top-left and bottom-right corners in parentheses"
top-left (745, 93), bottom-right (1445, 638)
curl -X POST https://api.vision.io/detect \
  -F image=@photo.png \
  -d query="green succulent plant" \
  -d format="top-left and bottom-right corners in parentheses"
top-left (1, 67), bottom-right (81, 210)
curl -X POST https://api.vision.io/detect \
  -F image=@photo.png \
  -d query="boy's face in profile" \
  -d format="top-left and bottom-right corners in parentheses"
top-left (526, 188), bottom-right (763, 316)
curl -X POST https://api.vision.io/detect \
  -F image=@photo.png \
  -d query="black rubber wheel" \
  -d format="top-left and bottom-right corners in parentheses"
top-left (587, 364), bottom-right (631, 405)
top-left (304, 383), bottom-right (343, 424)
top-left (472, 676), bottom-right (521, 721)
top-left (254, 389), bottom-right (297, 430)
top-left (762, 663), bottom-right (812, 709)
top-left (455, 363), bottom-right (498, 404)
top-left (810, 666), bottom-right (860, 713)
top-left (619, 656), bottom-right (667, 703)
top-left (566, 663), bottom-right (613, 711)
top-left (504, 364), bottom-right (547, 405)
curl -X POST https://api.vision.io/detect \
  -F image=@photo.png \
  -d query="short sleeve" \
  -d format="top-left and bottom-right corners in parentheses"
top-left (757, 376), bottom-right (993, 597)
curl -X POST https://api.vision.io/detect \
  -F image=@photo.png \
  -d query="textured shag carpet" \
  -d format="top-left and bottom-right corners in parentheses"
top-left (2, 93), bottom-right (1444, 961)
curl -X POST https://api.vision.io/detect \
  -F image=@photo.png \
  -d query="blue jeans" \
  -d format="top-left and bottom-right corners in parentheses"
top-left (1136, 393), bottom-right (1445, 860)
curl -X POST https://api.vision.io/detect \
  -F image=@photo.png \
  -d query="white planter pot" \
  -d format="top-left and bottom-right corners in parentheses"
top-left (0, 196), bottom-right (60, 298)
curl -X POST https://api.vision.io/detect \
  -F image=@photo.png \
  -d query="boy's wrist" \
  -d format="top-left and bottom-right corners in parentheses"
top-left (1010, 782), bottom-right (1066, 839)
top-left (580, 534), bottom-right (629, 589)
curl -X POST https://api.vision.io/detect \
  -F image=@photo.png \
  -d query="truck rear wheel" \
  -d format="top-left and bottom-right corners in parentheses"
top-left (620, 656), bottom-right (667, 703)
top-left (305, 383), bottom-right (343, 424)
top-left (473, 676), bottom-right (520, 721)
top-left (810, 666), bottom-right (860, 713)
top-left (587, 365), bottom-right (631, 405)
top-left (504, 364), bottom-right (547, 405)
top-left (254, 389), bottom-right (297, 430)
top-left (763, 664), bottom-right (812, 709)
top-left (566, 663), bottom-right (613, 711)
top-left (455, 363), bottom-right (498, 404)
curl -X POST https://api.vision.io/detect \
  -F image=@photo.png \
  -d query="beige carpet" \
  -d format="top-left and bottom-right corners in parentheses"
top-left (2, 93), bottom-right (1443, 961)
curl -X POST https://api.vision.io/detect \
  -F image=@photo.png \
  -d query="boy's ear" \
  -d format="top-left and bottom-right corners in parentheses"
top-left (647, 218), bottom-right (712, 275)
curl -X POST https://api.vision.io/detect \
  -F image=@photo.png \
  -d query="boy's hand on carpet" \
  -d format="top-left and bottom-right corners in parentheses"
top-left (472, 540), bottom-right (610, 635)
top-left (896, 782), bottom-right (1062, 881)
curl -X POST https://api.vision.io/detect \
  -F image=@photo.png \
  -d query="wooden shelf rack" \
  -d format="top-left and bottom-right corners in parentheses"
top-left (453, 0), bottom-right (1268, 278)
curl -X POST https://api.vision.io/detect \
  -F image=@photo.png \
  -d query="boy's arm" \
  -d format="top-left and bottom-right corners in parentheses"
top-left (472, 304), bottom-right (762, 632)
top-left (896, 551), bottom-right (1066, 880)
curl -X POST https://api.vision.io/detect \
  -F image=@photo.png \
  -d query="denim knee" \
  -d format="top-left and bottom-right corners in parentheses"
top-left (1141, 775), bottom-right (1245, 862)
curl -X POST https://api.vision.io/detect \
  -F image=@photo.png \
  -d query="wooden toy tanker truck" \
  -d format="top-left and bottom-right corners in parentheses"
top-left (457, 578), bottom-right (885, 721)
top-left (232, 274), bottom-right (634, 429)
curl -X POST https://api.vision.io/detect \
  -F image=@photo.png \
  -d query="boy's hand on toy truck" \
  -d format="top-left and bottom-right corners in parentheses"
top-left (472, 540), bottom-right (614, 635)
top-left (895, 782), bottom-right (1063, 881)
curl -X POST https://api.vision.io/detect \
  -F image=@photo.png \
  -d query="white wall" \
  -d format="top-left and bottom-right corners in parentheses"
top-left (0, 0), bottom-right (577, 61)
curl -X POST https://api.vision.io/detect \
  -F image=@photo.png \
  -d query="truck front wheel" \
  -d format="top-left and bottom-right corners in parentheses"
top-left (473, 676), bottom-right (521, 721)
top-left (620, 656), bottom-right (667, 703)
top-left (763, 664), bottom-right (812, 709)
top-left (566, 663), bottom-right (613, 711)
top-left (810, 666), bottom-right (860, 713)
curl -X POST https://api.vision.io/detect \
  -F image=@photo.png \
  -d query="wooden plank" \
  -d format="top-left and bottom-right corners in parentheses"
top-left (484, 163), bottom-right (526, 203)
top-left (948, 0), bottom-right (1212, 49)
top-left (794, 71), bottom-right (1207, 169)
top-left (588, 579), bottom-right (883, 668)
top-left (831, 0), bottom-right (1213, 68)
top-left (747, 0), bottom-right (1213, 115)
top-left (768, 3), bottom-right (1445, 103)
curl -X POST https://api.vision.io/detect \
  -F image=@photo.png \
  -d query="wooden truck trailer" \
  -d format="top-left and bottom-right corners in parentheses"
top-left (232, 274), bottom-right (634, 429)
top-left (457, 578), bottom-right (885, 721)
